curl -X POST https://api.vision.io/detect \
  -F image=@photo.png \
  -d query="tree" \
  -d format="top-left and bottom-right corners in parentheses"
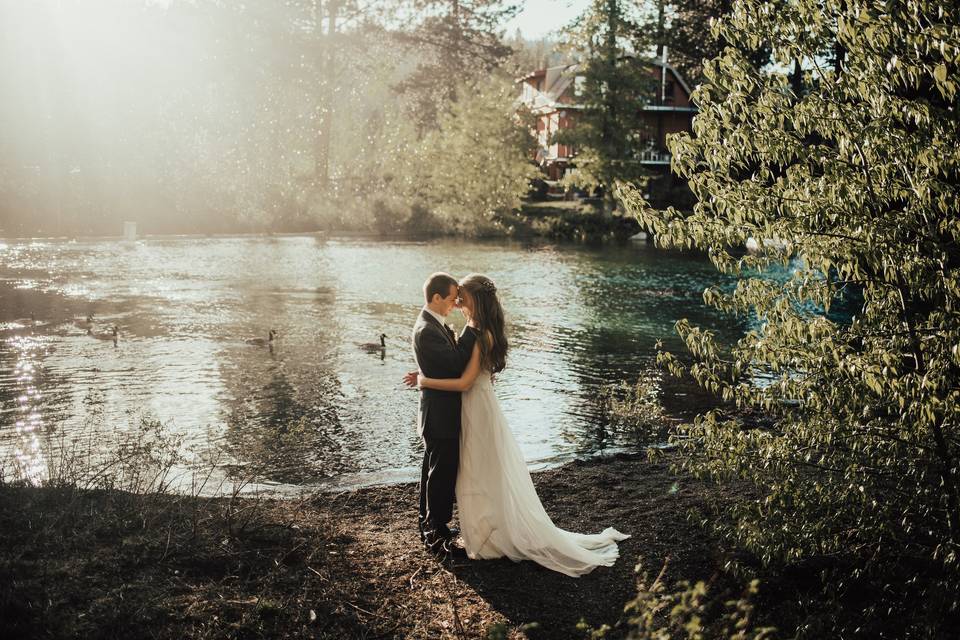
top-left (556, 0), bottom-right (657, 215)
top-left (391, 0), bottom-right (518, 134)
top-left (307, 0), bottom-right (385, 192)
top-left (654, 0), bottom-right (772, 85)
top-left (400, 73), bottom-right (537, 234)
top-left (619, 0), bottom-right (960, 628)
top-left (505, 30), bottom-right (571, 75)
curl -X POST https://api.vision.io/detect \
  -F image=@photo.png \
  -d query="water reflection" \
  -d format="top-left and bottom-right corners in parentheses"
top-left (0, 236), bottom-right (748, 491)
top-left (221, 365), bottom-right (345, 484)
top-left (0, 334), bottom-right (49, 485)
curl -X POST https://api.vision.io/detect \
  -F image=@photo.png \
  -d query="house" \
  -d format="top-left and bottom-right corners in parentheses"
top-left (517, 56), bottom-right (697, 181)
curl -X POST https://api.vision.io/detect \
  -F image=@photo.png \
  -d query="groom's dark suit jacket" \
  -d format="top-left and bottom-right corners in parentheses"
top-left (412, 310), bottom-right (477, 440)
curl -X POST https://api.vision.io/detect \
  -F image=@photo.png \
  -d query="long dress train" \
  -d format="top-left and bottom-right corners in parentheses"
top-left (456, 373), bottom-right (630, 577)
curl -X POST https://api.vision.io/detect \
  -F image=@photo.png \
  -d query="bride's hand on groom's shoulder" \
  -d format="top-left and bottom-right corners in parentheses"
top-left (402, 370), bottom-right (419, 387)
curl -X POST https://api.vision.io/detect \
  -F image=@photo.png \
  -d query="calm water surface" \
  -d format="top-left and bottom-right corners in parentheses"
top-left (0, 235), bottom-right (745, 493)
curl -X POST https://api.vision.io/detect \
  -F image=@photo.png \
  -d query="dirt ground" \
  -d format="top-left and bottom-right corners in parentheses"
top-left (323, 452), bottom-right (734, 639)
top-left (0, 452), bottom-right (739, 639)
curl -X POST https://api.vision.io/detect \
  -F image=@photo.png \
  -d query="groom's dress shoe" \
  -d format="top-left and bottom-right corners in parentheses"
top-left (422, 531), bottom-right (446, 553)
top-left (440, 538), bottom-right (468, 560)
top-left (425, 537), bottom-right (467, 560)
top-left (433, 525), bottom-right (459, 540)
top-left (423, 531), bottom-right (466, 559)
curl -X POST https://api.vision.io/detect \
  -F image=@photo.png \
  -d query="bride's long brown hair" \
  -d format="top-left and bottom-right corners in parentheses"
top-left (460, 274), bottom-right (508, 374)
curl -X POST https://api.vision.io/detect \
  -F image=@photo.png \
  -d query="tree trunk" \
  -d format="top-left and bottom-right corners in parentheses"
top-left (790, 57), bottom-right (803, 98)
top-left (600, 0), bottom-right (619, 220)
top-left (314, 0), bottom-right (339, 191)
top-left (448, 0), bottom-right (462, 105)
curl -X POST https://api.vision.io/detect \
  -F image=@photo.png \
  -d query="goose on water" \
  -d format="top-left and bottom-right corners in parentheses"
top-left (246, 329), bottom-right (277, 346)
top-left (74, 314), bottom-right (95, 330)
top-left (88, 325), bottom-right (119, 343)
top-left (360, 333), bottom-right (387, 352)
top-left (12, 313), bottom-right (36, 326)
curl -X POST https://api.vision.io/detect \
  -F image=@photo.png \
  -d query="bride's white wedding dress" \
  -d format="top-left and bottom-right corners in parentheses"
top-left (456, 371), bottom-right (630, 577)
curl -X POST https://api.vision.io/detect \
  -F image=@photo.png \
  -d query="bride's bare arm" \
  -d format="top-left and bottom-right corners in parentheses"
top-left (418, 343), bottom-right (481, 392)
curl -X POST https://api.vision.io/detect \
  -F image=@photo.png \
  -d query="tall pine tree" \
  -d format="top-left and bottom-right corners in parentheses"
top-left (392, 0), bottom-right (518, 133)
top-left (556, 0), bottom-right (656, 215)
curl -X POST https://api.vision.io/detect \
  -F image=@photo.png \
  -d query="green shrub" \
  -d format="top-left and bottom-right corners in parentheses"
top-left (618, 0), bottom-right (960, 618)
top-left (600, 373), bottom-right (670, 447)
top-left (578, 560), bottom-right (775, 640)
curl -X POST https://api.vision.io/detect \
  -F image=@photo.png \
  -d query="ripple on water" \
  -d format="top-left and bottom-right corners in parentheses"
top-left (0, 335), bottom-right (50, 485)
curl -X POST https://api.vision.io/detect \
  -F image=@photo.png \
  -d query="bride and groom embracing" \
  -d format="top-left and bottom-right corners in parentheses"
top-left (401, 272), bottom-right (629, 577)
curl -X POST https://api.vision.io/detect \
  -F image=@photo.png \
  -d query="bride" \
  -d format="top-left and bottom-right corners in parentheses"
top-left (416, 273), bottom-right (630, 577)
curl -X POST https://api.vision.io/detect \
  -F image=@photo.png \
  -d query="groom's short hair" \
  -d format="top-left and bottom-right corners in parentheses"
top-left (424, 272), bottom-right (458, 303)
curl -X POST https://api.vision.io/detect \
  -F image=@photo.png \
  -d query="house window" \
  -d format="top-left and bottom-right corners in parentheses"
top-left (573, 75), bottom-right (586, 98)
top-left (663, 80), bottom-right (675, 103)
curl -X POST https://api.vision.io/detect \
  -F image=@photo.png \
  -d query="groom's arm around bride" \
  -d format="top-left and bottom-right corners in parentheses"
top-left (411, 323), bottom-right (476, 401)
top-left (408, 297), bottom-right (476, 439)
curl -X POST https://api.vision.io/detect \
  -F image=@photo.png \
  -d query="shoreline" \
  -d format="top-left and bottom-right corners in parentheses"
top-left (0, 229), bottom-right (631, 244)
top-left (0, 201), bottom-right (643, 245)
top-left (179, 445), bottom-right (652, 499)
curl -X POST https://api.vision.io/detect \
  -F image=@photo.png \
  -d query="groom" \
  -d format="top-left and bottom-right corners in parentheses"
top-left (403, 272), bottom-right (476, 555)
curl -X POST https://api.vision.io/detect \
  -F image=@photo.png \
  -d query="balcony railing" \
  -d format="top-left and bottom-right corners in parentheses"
top-left (537, 146), bottom-right (671, 166)
top-left (637, 149), bottom-right (671, 165)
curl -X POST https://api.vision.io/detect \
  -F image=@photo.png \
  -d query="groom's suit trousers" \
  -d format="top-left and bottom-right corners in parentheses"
top-left (419, 435), bottom-right (459, 534)
top-left (412, 312), bottom-right (476, 535)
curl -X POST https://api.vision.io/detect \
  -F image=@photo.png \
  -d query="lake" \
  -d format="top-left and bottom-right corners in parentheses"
top-left (0, 235), bottom-right (745, 493)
